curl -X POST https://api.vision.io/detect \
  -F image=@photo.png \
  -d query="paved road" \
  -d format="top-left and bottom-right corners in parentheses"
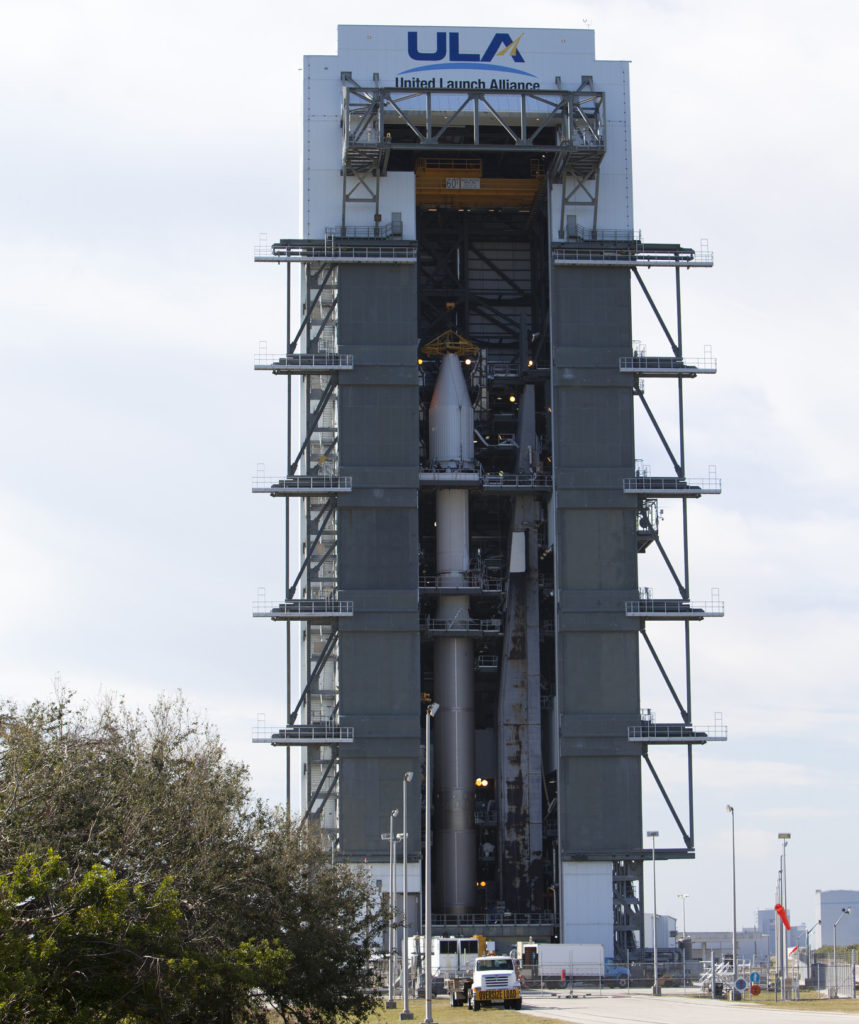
top-left (520, 990), bottom-right (855, 1024)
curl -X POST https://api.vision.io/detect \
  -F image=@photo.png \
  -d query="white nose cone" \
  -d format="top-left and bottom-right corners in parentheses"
top-left (429, 353), bottom-right (474, 468)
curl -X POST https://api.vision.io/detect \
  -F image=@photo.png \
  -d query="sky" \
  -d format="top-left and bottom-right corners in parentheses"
top-left (2, 0), bottom-right (858, 943)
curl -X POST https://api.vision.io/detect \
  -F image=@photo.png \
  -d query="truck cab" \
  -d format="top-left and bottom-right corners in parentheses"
top-left (469, 955), bottom-right (521, 1010)
top-left (603, 957), bottom-right (631, 988)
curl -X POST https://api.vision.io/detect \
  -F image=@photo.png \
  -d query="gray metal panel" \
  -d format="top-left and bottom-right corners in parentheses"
top-left (348, 359), bottom-right (418, 379)
top-left (335, 263), bottom-right (422, 862)
top-left (341, 715), bottom-right (419, 738)
top-left (337, 590), bottom-right (416, 613)
top-left (556, 632), bottom-right (640, 708)
top-left (551, 264), bottom-right (642, 857)
top-left (559, 757), bottom-right (642, 855)
top-left (337, 507), bottom-right (418, 590)
top-left (337, 633), bottom-right (420, 703)
top-left (555, 508), bottom-right (639, 589)
top-left (339, 753), bottom-right (420, 857)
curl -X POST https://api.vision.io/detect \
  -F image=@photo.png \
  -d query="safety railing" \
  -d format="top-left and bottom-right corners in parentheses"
top-left (568, 227), bottom-right (642, 242)
top-left (255, 241), bottom-right (417, 263)
top-left (325, 224), bottom-right (399, 239)
top-left (419, 469), bottom-right (482, 486)
top-left (253, 351), bottom-right (354, 371)
top-left (628, 721), bottom-right (727, 742)
top-left (431, 911), bottom-right (554, 927)
top-left (423, 617), bottom-right (502, 636)
top-left (483, 473), bottom-right (552, 490)
top-left (420, 573), bottom-right (502, 593)
top-left (254, 598), bottom-right (354, 618)
top-left (553, 245), bottom-right (713, 268)
top-left (252, 723), bottom-right (354, 744)
top-left (625, 597), bottom-right (725, 618)
top-left (619, 354), bottom-right (717, 374)
top-left (623, 474), bottom-right (721, 495)
top-left (252, 475), bottom-right (352, 494)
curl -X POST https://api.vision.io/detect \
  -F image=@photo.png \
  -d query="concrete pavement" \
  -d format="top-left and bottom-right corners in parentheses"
top-left (520, 989), bottom-right (855, 1024)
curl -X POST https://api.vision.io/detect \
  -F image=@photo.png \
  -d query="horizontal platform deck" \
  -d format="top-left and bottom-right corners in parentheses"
top-left (252, 724), bottom-right (354, 745)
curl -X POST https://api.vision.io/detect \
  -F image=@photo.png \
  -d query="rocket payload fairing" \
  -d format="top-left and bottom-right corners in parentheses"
top-left (429, 353), bottom-right (477, 913)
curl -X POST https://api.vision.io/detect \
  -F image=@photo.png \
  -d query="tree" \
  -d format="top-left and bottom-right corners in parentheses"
top-left (0, 693), bottom-right (386, 1023)
top-left (0, 849), bottom-right (182, 1023)
top-left (0, 693), bottom-right (253, 941)
top-left (243, 819), bottom-right (382, 1024)
top-left (0, 848), bottom-right (295, 1024)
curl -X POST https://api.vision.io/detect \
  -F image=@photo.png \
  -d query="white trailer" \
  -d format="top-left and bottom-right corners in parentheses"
top-left (409, 934), bottom-right (492, 978)
top-left (516, 942), bottom-right (605, 984)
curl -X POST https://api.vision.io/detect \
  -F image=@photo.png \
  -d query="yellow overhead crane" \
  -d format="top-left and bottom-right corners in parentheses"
top-left (415, 157), bottom-right (545, 210)
top-left (420, 329), bottom-right (481, 360)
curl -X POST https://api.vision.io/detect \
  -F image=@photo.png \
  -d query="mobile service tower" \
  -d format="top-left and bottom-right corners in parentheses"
top-left (253, 25), bottom-right (723, 955)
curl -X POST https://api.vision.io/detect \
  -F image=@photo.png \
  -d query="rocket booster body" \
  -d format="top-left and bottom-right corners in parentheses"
top-left (429, 353), bottom-right (476, 913)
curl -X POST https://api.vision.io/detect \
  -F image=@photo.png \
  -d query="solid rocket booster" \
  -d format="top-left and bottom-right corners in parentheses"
top-left (429, 353), bottom-right (476, 914)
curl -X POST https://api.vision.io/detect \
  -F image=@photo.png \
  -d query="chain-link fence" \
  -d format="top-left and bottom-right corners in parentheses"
top-left (809, 959), bottom-right (856, 999)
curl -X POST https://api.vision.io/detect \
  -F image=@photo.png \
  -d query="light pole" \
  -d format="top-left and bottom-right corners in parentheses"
top-left (775, 865), bottom-right (783, 999)
top-left (383, 809), bottom-right (400, 1009)
top-left (401, 770), bottom-right (415, 1021)
top-left (423, 703), bottom-right (439, 1024)
top-left (779, 833), bottom-right (791, 998)
top-left (647, 830), bottom-right (660, 996)
top-left (727, 806), bottom-right (737, 993)
top-left (832, 906), bottom-right (852, 998)
top-left (806, 919), bottom-right (820, 991)
top-left (677, 893), bottom-right (689, 990)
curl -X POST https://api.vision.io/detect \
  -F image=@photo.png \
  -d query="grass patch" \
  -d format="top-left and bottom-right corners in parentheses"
top-left (739, 991), bottom-right (859, 1011)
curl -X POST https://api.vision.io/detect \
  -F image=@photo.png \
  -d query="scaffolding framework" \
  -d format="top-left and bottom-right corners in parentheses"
top-left (253, 259), bottom-right (355, 837)
top-left (254, 246), bottom-right (722, 943)
top-left (622, 260), bottom-right (724, 859)
top-left (340, 75), bottom-right (607, 232)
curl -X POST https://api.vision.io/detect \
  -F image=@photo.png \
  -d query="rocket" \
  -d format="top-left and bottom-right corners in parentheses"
top-left (429, 353), bottom-right (476, 913)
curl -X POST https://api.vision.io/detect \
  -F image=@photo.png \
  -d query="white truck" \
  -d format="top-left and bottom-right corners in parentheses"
top-left (467, 954), bottom-right (522, 1010)
top-left (408, 934), bottom-right (501, 1003)
top-left (516, 942), bottom-right (606, 986)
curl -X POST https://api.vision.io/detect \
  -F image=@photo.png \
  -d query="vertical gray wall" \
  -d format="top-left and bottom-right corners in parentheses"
top-left (551, 265), bottom-right (642, 857)
top-left (336, 263), bottom-right (423, 860)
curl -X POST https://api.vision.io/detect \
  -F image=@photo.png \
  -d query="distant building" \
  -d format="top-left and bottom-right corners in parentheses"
top-left (756, 908), bottom-right (777, 958)
top-left (816, 890), bottom-right (859, 948)
top-left (642, 913), bottom-right (677, 950)
top-left (687, 927), bottom-right (769, 966)
top-left (755, 907), bottom-right (814, 967)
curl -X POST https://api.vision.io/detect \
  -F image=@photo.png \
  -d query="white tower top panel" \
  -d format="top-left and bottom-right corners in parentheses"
top-left (303, 26), bottom-right (632, 236)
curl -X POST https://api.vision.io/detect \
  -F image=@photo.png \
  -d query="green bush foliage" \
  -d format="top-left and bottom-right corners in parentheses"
top-left (0, 693), bottom-right (385, 1024)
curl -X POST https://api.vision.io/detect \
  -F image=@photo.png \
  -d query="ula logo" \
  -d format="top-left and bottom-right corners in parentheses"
top-left (401, 31), bottom-right (535, 77)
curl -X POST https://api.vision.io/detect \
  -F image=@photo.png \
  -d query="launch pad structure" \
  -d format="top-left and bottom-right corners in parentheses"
top-left (252, 26), bottom-right (725, 955)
